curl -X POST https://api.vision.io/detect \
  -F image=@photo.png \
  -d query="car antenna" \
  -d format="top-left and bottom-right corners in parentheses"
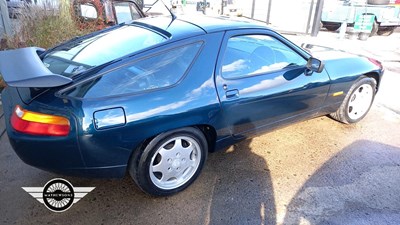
top-left (144, 0), bottom-right (176, 28)
top-left (160, 0), bottom-right (177, 22)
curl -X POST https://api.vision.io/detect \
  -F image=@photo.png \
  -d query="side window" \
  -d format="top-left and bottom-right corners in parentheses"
top-left (114, 2), bottom-right (141, 23)
top-left (79, 4), bottom-right (98, 19)
top-left (221, 35), bottom-right (307, 79)
top-left (65, 42), bottom-right (202, 98)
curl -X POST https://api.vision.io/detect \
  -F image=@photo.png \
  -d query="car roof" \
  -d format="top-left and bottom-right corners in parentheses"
top-left (178, 15), bottom-right (268, 33)
top-left (131, 15), bottom-right (268, 40)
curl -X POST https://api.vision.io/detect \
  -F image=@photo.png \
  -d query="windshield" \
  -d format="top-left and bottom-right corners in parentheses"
top-left (42, 25), bottom-right (167, 77)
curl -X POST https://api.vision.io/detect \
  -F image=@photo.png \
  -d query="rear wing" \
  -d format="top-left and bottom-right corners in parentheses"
top-left (0, 47), bottom-right (72, 88)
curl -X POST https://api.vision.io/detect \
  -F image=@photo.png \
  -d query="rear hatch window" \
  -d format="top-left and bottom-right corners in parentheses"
top-left (17, 25), bottom-right (167, 104)
top-left (43, 25), bottom-right (167, 77)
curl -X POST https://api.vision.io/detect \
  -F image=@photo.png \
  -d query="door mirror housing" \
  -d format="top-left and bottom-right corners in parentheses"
top-left (307, 57), bottom-right (324, 73)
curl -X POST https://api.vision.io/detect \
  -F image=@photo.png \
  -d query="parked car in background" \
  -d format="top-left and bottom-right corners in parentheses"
top-left (0, 15), bottom-right (383, 196)
top-left (322, 0), bottom-right (400, 36)
top-left (74, 0), bottom-right (177, 29)
top-left (73, 0), bottom-right (145, 28)
top-left (223, 0), bottom-right (242, 16)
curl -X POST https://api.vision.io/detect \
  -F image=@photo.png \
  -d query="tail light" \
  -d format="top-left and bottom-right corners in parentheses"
top-left (11, 105), bottom-right (70, 136)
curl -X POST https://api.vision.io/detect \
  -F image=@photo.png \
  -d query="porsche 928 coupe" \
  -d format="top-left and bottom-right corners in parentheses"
top-left (0, 16), bottom-right (383, 196)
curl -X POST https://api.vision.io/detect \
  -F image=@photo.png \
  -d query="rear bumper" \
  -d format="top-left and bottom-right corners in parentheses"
top-left (8, 136), bottom-right (127, 178)
top-left (1, 87), bottom-right (126, 178)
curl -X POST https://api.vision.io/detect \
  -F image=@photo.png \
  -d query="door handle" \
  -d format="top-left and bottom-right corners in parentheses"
top-left (226, 89), bottom-right (239, 99)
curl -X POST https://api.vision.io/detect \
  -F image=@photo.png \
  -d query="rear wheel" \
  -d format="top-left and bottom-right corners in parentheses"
top-left (129, 127), bottom-right (208, 196)
top-left (377, 27), bottom-right (395, 36)
top-left (324, 23), bottom-right (341, 31)
top-left (330, 77), bottom-right (377, 124)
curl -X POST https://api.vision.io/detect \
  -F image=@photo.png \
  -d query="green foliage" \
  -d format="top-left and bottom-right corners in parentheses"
top-left (4, 0), bottom-right (95, 49)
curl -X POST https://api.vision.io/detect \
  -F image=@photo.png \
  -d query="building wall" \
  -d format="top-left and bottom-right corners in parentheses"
top-left (237, 0), bottom-right (317, 34)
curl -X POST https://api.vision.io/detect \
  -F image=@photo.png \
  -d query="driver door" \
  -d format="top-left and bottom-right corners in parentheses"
top-left (215, 30), bottom-right (331, 138)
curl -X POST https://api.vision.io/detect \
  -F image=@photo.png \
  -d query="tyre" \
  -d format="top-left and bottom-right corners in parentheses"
top-left (358, 32), bottom-right (370, 41)
top-left (377, 27), bottom-right (395, 36)
top-left (324, 24), bottom-right (341, 32)
top-left (347, 32), bottom-right (359, 40)
top-left (129, 127), bottom-right (208, 196)
top-left (330, 77), bottom-right (377, 124)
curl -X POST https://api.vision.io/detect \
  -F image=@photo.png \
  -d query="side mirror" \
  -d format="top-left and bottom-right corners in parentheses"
top-left (306, 57), bottom-right (324, 73)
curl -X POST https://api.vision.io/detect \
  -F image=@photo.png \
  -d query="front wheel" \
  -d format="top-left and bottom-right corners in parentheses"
top-left (330, 77), bottom-right (377, 124)
top-left (129, 127), bottom-right (208, 196)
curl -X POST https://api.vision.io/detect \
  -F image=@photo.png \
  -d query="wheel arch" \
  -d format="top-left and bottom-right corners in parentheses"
top-left (363, 71), bottom-right (381, 92)
top-left (136, 124), bottom-right (217, 152)
top-left (329, 75), bottom-right (377, 124)
top-left (128, 123), bottom-right (218, 171)
top-left (127, 125), bottom-right (211, 195)
top-left (195, 124), bottom-right (217, 152)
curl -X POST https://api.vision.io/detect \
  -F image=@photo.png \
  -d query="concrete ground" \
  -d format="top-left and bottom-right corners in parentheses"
top-left (1, 25), bottom-right (400, 225)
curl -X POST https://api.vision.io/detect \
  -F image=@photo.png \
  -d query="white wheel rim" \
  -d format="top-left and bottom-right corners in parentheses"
top-left (347, 84), bottom-right (374, 120)
top-left (149, 136), bottom-right (201, 190)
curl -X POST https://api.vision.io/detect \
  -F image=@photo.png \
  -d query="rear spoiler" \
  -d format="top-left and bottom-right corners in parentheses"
top-left (0, 47), bottom-right (72, 88)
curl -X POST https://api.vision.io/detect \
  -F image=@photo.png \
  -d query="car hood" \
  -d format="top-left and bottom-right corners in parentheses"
top-left (302, 43), bottom-right (383, 79)
top-left (301, 44), bottom-right (361, 61)
top-left (302, 43), bottom-right (383, 69)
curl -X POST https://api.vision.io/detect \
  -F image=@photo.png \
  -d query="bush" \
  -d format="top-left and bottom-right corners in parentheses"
top-left (3, 0), bottom-right (95, 49)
